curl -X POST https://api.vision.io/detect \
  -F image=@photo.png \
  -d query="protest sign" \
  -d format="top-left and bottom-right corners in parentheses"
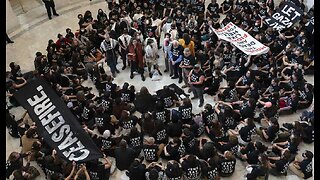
top-left (213, 22), bottom-right (269, 55)
top-left (13, 78), bottom-right (103, 162)
top-left (265, 1), bottom-right (303, 31)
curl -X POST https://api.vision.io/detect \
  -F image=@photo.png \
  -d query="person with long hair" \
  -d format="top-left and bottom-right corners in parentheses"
top-left (127, 38), bottom-right (145, 81)
top-left (179, 33), bottom-right (195, 56)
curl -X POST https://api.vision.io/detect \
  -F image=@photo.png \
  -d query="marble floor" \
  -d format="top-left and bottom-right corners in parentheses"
top-left (6, 0), bottom-right (314, 179)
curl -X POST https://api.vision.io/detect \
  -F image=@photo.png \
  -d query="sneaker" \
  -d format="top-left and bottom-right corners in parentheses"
top-left (149, 73), bottom-right (152, 78)
top-left (54, 13), bottom-right (59, 16)
top-left (130, 74), bottom-right (134, 79)
top-left (181, 85), bottom-right (188, 88)
top-left (191, 96), bottom-right (198, 100)
top-left (169, 73), bottom-right (173, 76)
top-left (116, 69), bottom-right (120, 73)
top-left (178, 79), bottom-right (182, 83)
top-left (49, 16), bottom-right (52, 20)
top-left (164, 69), bottom-right (168, 72)
top-left (7, 41), bottom-right (14, 43)
top-left (141, 76), bottom-right (145, 81)
top-left (122, 66), bottom-right (126, 70)
top-left (199, 102), bottom-right (204, 107)
top-left (171, 76), bottom-right (178, 79)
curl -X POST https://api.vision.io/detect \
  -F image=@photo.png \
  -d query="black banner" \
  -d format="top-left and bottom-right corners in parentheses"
top-left (13, 78), bottom-right (103, 162)
top-left (265, 1), bottom-right (303, 31)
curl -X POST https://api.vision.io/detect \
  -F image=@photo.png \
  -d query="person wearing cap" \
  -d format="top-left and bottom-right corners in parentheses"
top-left (289, 150), bottom-right (313, 179)
top-left (188, 64), bottom-right (205, 107)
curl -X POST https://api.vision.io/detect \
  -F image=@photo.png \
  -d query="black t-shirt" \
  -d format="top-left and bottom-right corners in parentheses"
top-left (179, 105), bottom-right (193, 123)
top-left (127, 133), bottom-right (143, 149)
top-left (182, 134), bottom-right (198, 154)
top-left (165, 165), bottom-right (183, 180)
top-left (94, 113), bottom-right (111, 134)
top-left (218, 158), bottom-right (236, 175)
top-left (156, 89), bottom-right (178, 108)
top-left (218, 111), bottom-right (237, 130)
top-left (300, 159), bottom-right (313, 179)
top-left (88, 163), bottom-right (110, 180)
top-left (275, 158), bottom-right (289, 174)
top-left (246, 150), bottom-right (260, 165)
top-left (182, 160), bottom-right (202, 179)
top-left (98, 98), bottom-right (113, 114)
top-left (128, 163), bottom-right (146, 180)
top-left (202, 160), bottom-right (219, 180)
top-left (92, 134), bottom-right (115, 151)
top-left (143, 144), bottom-right (159, 162)
top-left (240, 101), bottom-right (255, 119)
top-left (190, 70), bottom-right (205, 88)
top-left (173, 15), bottom-right (186, 26)
top-left (207, 3), bottom-right (219, 14)
top-left (266, 125), bottom-right (279, 141)
top-left (166, 142), bottom-right (186, 161)
top-left (167, 121), bottom-right (183, 138)
top-left (119, 116), bottom-right (138, 130)
top-left (181, 55), bottom-right (196, 70)
top-left (153, 109), bottom-right (170, 124)
top-left (114, 147), bottom-right (136, 171)
top-left (239, 124), bottom-right (256, 142)
top-left (202, 109), bottom-right (216, 127)
top-left (152, 126), bottom-right (169, 144)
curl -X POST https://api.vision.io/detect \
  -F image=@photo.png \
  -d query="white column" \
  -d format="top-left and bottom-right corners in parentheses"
top-left (6, 0), bottom-right (20, 33)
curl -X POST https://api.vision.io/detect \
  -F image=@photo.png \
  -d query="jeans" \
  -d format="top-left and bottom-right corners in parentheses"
top-left (191, 85), bottom-right (204, 104)
top-left (172, 61), bottom-right (182, 78)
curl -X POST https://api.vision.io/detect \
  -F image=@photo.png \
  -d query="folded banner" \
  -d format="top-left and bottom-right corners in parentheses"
top-left (213, 22), bottom-right (269, 55)
top-left (265, 1), bottom-right (303, 31)
top-left (13, 78), bottom-right (103, 162)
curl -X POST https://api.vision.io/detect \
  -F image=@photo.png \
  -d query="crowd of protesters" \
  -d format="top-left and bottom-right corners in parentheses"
top-left (6, 0), bottom-right (314, 179)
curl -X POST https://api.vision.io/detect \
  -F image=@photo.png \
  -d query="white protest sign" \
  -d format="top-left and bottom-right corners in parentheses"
top-left (213, 22), bottom-right (270, 55)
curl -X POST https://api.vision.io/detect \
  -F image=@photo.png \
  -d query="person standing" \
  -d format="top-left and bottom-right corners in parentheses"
top-left (180, 48), bottom-right (196, 91)
top-left (100, 33), bottom-right (120, 77)
top-left (168, 40), bottom-right (183, 83)
top-left (42, 0), bottom-right (59, 20)
top-left (118, 28), bottom-right (132, 70)
top-left (188, 64), bottom-right (205, 107)
top-left (128, 38), bottom-right (145, 81)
